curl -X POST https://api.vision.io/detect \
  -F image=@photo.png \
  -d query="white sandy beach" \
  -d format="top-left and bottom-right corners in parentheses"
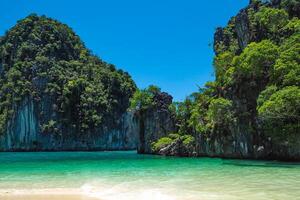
top-left (0, 189), bottom-right (99, 200)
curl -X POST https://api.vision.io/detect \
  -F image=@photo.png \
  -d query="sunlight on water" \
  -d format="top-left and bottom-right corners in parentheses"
top-left (0, 151), bottom-right (299, 200)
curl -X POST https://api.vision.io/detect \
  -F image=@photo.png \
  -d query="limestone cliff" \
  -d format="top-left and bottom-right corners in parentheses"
top-left (136, 108), bottom-right (175, 154)
top-left (0, 14), bottom-right (137, 151)
top-left (135, 90), bottom-right (175, 154)
top-left (0, 96), bottom-right (137, 151)
top-left (139, 0), bottom-right (300, 161)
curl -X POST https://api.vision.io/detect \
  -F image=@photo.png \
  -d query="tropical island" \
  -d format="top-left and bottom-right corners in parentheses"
top-left (0, 0), bottom-right (299, 199)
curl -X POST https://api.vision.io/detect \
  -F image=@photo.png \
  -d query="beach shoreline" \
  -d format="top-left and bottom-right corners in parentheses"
top-left (0, 195), bottom-right (98, 200)
top-left (0, 189), bottom-right (99, 200)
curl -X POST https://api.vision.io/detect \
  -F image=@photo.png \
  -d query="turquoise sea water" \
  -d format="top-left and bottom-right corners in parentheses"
top-left (0, 151), bottom-right (299, 200)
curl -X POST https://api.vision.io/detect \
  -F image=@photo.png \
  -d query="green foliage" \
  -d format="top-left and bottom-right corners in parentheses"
top-left (213, 51), bottom-right (234, 84)
top-left (257, 85), bottom-right (278, 108)
top-left (130, 84), bottom-right (173, 115)
top-left (152, 137), bottom-right (173, 152)
top-left (281, 18), bottom-right (300, 37)
top-left (233, 40), bottom-right (279, 80)
top-left (255, 7), bottom-right (289, 36)
top-left (272, 34), bottom-right (300, 86)
top-left (188, 92), bottom-right (211, 134)
top-left (130, 85), bottom-right (160, 112)
top-left (0, 14), bottom-right (88, 68)
top-left (168, 82), bottom-right (221, 137)
top-left (280, 0), bottom-right (300, 18)
top-left (151, 133), bottom-right (195, 152)
top-left (182, 135), bottom-right (195, 146)
top-left (207, 98), bottom-right (234, 130)
top-left (0, 109), bottom-right (9, 133)
top-left (41, 119), bottom-right (57, 133)
top-left (0, 0), bottom-right (299, 154)
top-left (258, 86), bottom-right (300, 121)
top-left (168, 133), bottom-right (180, 140)
top-left (171, 99), bottom-right (193, 134)
top-left (0, 14), bottom-right (136, 134)
top-left (258, 86), bottom-right (300, 141)
top-left (153, 0), bottom-right (300, 154)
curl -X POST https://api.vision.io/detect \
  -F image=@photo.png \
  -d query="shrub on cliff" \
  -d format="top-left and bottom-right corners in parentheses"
top-left (272, 34), bottom-right (300, 86)
top-left (152, 137), bottom-right (173, 152)
top-left (206, 98), bottom-right (234, 131)
top-left (254, 6), bottom-right (289, 39)
top-left (130, 85), bottom-right (172, 113)
top-left (151, 133), bottom-right (195, 154)
top-left (258, 86), bottom-right (300, 141)
top-left (130, 85), bottom-right (158, 112)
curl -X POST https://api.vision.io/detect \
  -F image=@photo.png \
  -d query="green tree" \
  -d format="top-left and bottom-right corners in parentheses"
top-left (207, 98), bottom-right (234, 130)
top-left (213, 51), bottom-right (235, 84)
top-left (233, 40), bottom-right (279, 80)
top-left (255, 7), bottom-right (289, 36)
top-left (130, 85), bottom-right (160, 112)
top-left (272, 34), bottom-right (300, 86)
top-left (258, 86), bottom-right (300, 121)
top-left (258, 86), bottom-right (300, 141)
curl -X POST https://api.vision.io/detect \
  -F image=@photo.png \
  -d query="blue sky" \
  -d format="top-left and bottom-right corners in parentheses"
top-left (0, 0), bottom-right (248, 101)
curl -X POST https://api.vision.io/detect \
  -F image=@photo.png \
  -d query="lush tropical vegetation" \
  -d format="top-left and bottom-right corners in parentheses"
top-left (130, 0), bottom-right (300, 153)
top-left (0, 14), bottom-right (136, 135)
top-left (0, 0), bottom-right (299, 158)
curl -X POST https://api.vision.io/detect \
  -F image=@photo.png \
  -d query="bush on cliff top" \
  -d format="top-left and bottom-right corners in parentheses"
top-left (130, 85), bottom-right (173, 113)
top-left (151, 134), bottom-right (195, 153)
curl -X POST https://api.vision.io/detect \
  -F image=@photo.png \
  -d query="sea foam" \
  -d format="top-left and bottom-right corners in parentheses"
top-left (80, 182), bottom-right (176, 200)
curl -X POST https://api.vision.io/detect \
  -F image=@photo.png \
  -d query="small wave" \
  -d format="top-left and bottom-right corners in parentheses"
top-left (80, 182), bottom-right (176, 200)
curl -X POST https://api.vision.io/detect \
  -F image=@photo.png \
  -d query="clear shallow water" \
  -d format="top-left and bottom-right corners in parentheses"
top-left (0, 151), bottom-right (299, 200)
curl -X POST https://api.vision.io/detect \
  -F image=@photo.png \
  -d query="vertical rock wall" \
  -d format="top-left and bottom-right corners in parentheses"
top-left (0, 98), bottom-right (138, 151)
top-left (137, 109), bottom-right (175, 154)
top-left (3, 97), bottom-right (38, 150)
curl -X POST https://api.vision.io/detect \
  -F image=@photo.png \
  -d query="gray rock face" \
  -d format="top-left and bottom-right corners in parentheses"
top-left (151, 126), bottom-right (300, 161)
top-left (137, 108), bottom-right (175, 154)
top-left (0, 98), bottom-right (138, 151)
top-left (136, 107), bottom-right (300, 160)
top-left (158, 138), bottom-right (196, 157)
top-left (3, 97), bottom-right (38, 150)
top-left (213, 1), bottom-right (261, 55)
top-left (235, 9), bottom-right (251, 50)
top-left (1, 96), bottom-right (299, 160)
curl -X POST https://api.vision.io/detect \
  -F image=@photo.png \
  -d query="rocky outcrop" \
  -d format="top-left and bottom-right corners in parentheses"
top-left (214, 2), bottom-right (259, 54)
top-left (203, 0), bottom-right (300, 161)
top-left (158, 138), bottom-right (196, 157)
top-left (235, 9), bottom-right (252, 50)
top-left (0, 15), bottom-right (137, 151)
top-left (135, 90), bottom-right (175, 154)
top-left (136, 108), bottom-right (175, 154)
top-left (149, 121), bottom-right (300, 160)
top-left (0, 97), bottom-right (138, 151)
top-left (3, 97), bottom-right (38, 150)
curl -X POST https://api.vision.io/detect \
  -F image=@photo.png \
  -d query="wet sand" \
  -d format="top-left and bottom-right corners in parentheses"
top-left (0, 189), bottom-right (99, 200)
top-left (1, 195), bottom-right (98, 200)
